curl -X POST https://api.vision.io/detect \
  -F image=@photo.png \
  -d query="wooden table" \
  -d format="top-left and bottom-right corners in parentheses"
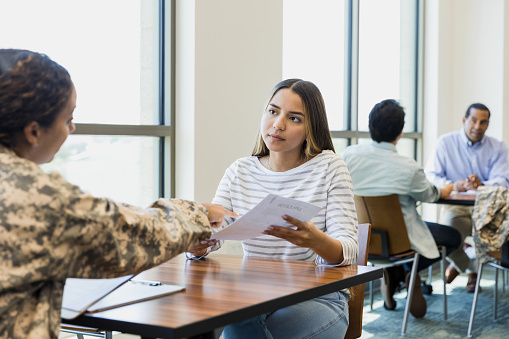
top-left (63, 253), bottom-right (383, 339)
top-left (436, 193), bottom-right (476, 206)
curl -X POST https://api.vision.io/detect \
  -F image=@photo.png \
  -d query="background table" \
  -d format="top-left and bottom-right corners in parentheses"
top-left (436, 193), bottom-right (476, 206)
top-left (63, 253), bottom-right (382, 339)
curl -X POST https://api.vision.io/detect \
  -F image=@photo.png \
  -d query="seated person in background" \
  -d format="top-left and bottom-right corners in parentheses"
top-left (188, 79), bottom-right (358, 339)
top-left (425, 103), bottom-right (509, 292)
top-left (342, 99), bottom-right (461, 318)
top-left (0, 49), bottom-right (234, 338)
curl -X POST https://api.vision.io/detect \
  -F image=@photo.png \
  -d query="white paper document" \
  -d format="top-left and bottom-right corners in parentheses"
top-left (211, 194), bottom-right (321, 241)
top-left (61, 274), bottom-right (134, 319)
top-left (61, 275), bottom-right (184, 319)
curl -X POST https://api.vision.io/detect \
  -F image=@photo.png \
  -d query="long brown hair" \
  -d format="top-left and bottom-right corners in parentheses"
top-left (0, 49), bottom-right (72, 148)
top-left (252, 78), bottom-right (335, 159)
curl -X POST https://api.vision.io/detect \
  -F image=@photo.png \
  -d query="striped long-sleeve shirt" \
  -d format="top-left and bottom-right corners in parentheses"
top-left (212, 150), bottom-right (358, 266)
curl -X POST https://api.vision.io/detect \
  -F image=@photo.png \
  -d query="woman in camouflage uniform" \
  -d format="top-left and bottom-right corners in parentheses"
top-left (0, 49), bottom-right (233, 339)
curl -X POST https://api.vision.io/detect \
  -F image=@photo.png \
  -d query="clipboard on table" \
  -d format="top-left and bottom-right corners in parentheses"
top-left (87, 280), bottom-right (185, 313)
top-left (61, 274), bottom-right (185, 319)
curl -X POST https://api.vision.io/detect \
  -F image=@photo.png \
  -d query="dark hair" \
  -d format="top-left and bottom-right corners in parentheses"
top-left (368, 99), bottom-right (405, 143)
top-left (252, 79), bottom-right (335, 159)
top-left (0, 49), bottom-right (72, 147)
top-left (465, 103), bottom-right (490, 118)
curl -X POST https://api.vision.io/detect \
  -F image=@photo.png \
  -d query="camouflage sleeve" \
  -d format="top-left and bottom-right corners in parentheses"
top-left (472, 186), bottom-right (509, 264)
top-left (54, 195), bottom-right (212, 279)
top-left (2, 168), bottom-right (211, 284)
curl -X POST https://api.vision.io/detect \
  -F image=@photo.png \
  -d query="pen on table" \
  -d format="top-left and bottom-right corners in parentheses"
top-left (130, 279), bottom-right (162, 286)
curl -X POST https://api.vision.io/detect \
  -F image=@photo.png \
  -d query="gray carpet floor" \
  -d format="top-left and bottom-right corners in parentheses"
top-left (360, 265), bottom-right (509, 338)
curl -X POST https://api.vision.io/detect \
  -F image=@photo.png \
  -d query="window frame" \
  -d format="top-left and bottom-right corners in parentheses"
top-left (332, 0), bottom-right (424, 162)
top-left (70, 0), bottom-right (176, 198)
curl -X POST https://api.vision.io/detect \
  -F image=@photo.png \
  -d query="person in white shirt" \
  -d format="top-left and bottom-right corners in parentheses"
top-left (342, 99), bottom-right (461, 318)
top-left (188, 79), bottom-right (358, 339)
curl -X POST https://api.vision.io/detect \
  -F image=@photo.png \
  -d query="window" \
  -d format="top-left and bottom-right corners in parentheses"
top-left (0, 0), bottom-right (174, 206)
top-left (2, 0), bottom-right (422, 206)
top-left (283, 0), bottom-right (346, 131)
top-left (283, 0), bottom-right (422, 160)
top-left (358, 0), bottom-right (401, 132)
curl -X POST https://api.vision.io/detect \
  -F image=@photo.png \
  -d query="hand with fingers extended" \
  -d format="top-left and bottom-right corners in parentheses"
top-left (187, 203), bottom-right (238, 257)
top-left (452, 179), bottom-right (468, 192)
top-left (201, 203), bottom-right (238, 228)
top-left (262, 214), bottom-right (323, 248)
top-left (186, 238), bottom-right (219, 257)
top-left (465, 174), bottom-right (483, 191)
top-left (262, 214), bottom-right (344, 264)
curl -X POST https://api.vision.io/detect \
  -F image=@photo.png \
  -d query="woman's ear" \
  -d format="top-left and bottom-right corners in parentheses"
top-left (23, 121), bottom-right (41, 147)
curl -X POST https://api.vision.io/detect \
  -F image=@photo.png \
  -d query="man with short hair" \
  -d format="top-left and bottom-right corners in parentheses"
top-left (342, 99), bottom-right (461, 318)
top-left (425, 103), bottom-right (509, 292)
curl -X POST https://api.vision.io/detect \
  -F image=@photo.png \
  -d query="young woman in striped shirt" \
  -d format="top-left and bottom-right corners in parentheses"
top-left (190, 79), bottom-right (358, 338)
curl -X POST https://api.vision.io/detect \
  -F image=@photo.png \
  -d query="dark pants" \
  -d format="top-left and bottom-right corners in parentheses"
top-left (404, 222), bottom-right (462, 273)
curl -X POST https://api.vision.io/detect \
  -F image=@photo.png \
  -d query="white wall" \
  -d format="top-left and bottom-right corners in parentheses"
top-left (422, 0), bottom-right (509, 221)
top-left (423, 0), bottom-right (508, 164)
top-left (175, 0), bottom-right (283, 203)
top-left (175, 0), bottom-right (283, 254)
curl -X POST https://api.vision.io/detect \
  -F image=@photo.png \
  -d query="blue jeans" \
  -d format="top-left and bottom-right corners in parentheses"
top-left (222, 291), bottom-right (349, 339)
top-left (404, 221), bottom-right (462, 273)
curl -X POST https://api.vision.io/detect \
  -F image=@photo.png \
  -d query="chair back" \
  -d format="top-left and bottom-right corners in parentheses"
top-left (344, 223), bottom-right (371, 339)
top-left (354, 195), bottom-right (412, 258)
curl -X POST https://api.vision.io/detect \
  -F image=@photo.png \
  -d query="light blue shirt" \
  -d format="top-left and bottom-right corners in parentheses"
top-left (425, 129), bottom-right (509, 188)
top-left (342, 141), bottom-right (440, 259)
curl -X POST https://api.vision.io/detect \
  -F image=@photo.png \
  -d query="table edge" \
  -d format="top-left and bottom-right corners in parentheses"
top-left (63, 265), bottom-right (383, 338)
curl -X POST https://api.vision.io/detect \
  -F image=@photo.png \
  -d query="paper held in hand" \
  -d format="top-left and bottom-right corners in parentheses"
top-left (211, 194), bottom-right (321, 241)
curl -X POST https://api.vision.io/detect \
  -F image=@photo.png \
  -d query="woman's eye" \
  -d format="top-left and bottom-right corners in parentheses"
top-left (268, 109), bottom-right (277, 115)
top-left (290, 116), bottom-right (301, 122)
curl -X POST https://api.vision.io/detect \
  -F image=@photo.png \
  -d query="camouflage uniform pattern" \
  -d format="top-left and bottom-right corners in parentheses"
top-left (0, 145), bottom-right (212, 338)
top-left (472, 185), bottom-right (509, 264)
